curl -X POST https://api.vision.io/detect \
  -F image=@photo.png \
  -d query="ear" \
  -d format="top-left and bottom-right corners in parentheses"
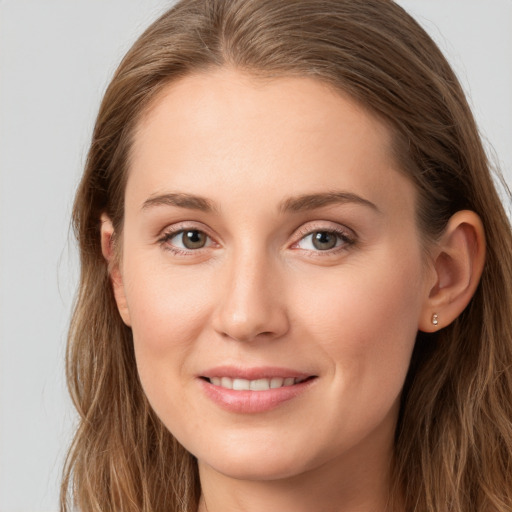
top-left (100, 213), bottom-right (131, 327)
top-left (419, 210), bottom-right (485, 332)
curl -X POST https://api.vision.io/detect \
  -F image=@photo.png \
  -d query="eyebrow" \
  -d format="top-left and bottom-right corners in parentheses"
top-left (279, 192), bottom-right (380, 213)
top-left (142, 193), bottom-right (216, 213)
top-left (141, 190), bottom-right (379, 215)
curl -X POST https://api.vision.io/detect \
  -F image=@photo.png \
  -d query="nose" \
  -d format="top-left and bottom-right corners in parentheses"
top-left (211, 250), bottom-right (290, 343)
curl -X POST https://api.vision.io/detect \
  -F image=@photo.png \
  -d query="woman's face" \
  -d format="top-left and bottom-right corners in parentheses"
top-left (113, 69), bottom-right (433, 482)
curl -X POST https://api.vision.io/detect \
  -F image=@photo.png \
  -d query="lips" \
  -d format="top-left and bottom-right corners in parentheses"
top-left (199, 367), bottom-right (317, 413)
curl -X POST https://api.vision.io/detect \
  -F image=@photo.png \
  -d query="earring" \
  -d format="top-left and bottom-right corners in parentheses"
top-left (431, 313), bottom-right (439, 326)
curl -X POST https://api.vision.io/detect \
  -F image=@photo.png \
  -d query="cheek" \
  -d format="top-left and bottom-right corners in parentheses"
top-left (121, 261), bottom-right (217, 417)
top-left (122, 264), bottom-right (219, 439)
top-left (287, 255), bottom-right (424, 453)
top-left (294, 252), bottom-right (424, 384)
top-left (125, 262), bottom-right (213, 353)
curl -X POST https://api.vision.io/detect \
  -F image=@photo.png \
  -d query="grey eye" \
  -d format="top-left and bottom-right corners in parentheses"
top-left (311, 231), bottom-right (338, 250)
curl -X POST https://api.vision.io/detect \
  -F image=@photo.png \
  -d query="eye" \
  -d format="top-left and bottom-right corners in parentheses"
top-left (294, 228), bottom-right (354, 252)
top-left (160, 228), bottom-right (212, 251)
top-left (309, 231), bottom-right (339, 250)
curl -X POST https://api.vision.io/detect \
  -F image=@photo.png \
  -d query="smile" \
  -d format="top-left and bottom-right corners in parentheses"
top-left (199, 369), bottom-right (317, 413)
top-left (205, 376), bottom-right (309, 390)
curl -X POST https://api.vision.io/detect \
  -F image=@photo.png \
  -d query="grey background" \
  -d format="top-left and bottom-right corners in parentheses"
top-left (1, 1), bottom-right (511, 511)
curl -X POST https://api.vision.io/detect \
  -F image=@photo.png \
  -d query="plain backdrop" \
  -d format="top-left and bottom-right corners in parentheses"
top-left (0, 1), bottom-right (511, 511)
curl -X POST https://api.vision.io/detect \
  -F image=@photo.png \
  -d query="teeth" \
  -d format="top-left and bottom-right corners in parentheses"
top-left (250, 378), bottom-right (270, 391)
top-left (233, 378), bottom-right (250, 390)
top-left (208, 376), bottom-right (305, 390)
top-left (270, 377), bottom-right (284, 389)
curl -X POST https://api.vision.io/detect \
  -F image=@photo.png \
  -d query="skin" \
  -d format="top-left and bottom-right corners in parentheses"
top-left (102, 68), bottom-right (485, 512)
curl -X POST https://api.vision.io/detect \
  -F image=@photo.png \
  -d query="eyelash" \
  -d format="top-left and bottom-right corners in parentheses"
top-left (158, 225), bottom-right (216, 256)
top-left (157, 223), bottom-right (356, 256)
top-left (291, 225), bottom-right (356, 255)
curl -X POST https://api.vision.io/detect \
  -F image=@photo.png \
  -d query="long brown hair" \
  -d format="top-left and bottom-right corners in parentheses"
top-left (62, 1), bottom-right (512, 510)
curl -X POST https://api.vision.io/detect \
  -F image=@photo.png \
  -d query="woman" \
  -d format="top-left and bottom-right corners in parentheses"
top-left (61, 1), bottom-right (512, 511)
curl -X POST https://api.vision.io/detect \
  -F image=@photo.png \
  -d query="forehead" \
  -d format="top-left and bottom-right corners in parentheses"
top-left (127, 68), bottom-right (414, 217)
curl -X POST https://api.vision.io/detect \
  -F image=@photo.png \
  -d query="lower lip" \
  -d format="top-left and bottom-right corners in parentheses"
top-left (199, 378), bottom-right (316, 413)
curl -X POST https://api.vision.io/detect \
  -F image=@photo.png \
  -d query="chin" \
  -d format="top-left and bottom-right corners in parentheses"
top-left (191, 433), bottom-right (324, 482)
top-left (202, 454), bottom-right (312, 482)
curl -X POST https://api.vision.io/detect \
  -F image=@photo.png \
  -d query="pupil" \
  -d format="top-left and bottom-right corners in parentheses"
top-left (183, 230), bottom-right (206, 249)
top-left (312, 231), bottom-right (337, 250)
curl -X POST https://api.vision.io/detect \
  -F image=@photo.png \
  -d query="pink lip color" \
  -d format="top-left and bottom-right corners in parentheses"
top-left (200, 365), bottom-right (312, 380)
top-left (198, 366), bottom-right (317, 414)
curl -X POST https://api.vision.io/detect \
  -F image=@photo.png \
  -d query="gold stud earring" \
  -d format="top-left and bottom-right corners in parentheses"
top-left (431, 313), bottom-right (439, 326)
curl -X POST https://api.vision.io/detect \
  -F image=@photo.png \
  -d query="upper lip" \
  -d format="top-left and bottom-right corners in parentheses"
top-left (199, 366), bottom-right (315, 380)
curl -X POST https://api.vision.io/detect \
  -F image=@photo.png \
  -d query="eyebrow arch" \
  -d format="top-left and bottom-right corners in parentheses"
top-left (142, 192), bottom-right (217, 213)
top-left (279, 191), bottom-right (380, 213)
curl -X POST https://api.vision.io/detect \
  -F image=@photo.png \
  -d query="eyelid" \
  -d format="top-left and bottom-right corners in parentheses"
top-left (289, 221), bottom-right (357, 252)
top-left (157, 222), bottom-right (219, 253)
top-left (156, 220), bottom-right (356, 256)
